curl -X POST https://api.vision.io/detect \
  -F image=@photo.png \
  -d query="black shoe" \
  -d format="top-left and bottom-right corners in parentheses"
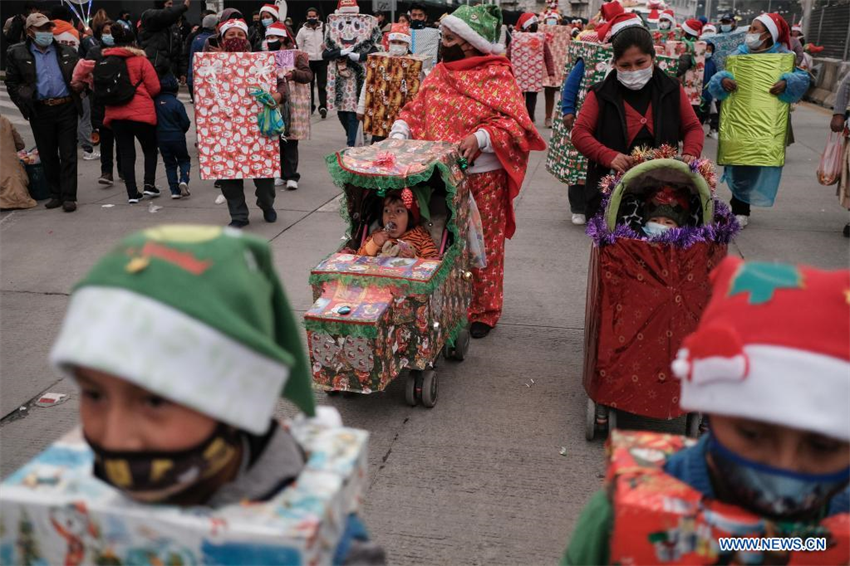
top-left (469, 322), bottom-right (492, 339)
top-left (143, 185), bottom-right (161, 198)
top-left (263, 208), bottom-right (278, 223)
top-left (98, 173), bottom-right (113, 186)
top-left (319, 107), bottom-right (327, 119)
top-left (45, 199), bottom-right (62, 209)
top-left (128, 193), bottom-right (144, 204)
top-left (228, 219), bottom-right (249, 229)
top-left (62, 201), bottom-right (77, 212)
top-left (844, 223), bottom-right (850, 238)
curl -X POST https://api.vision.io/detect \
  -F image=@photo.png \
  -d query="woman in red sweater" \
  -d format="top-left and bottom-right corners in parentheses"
top-left (571, 24), bottom-right (704, 220)
top-left (102, 24), bottom-right (162, 204)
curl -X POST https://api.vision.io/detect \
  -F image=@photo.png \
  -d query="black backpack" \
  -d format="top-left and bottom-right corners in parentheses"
top-left (93, 55), bottom-right (143, 106)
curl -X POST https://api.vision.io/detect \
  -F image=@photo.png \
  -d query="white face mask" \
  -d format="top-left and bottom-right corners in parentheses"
top-left (388, 44), bottom-right (408, 56)
top-left (745, 32), bottom-right (765, 50)
top-left (659, 21), bottom-right (671, 30)
top-left (617, 65), bottom-right (653, 90)
top-left (644, 221), bottom-right (671, 237)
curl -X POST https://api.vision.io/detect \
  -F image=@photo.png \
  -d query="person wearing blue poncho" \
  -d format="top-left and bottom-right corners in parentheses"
top-left (707, 13), bottom-right (809, 228)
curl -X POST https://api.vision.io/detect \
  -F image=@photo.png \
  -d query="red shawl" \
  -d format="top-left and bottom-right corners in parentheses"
top-left (397, 55), bottom-right (546, 239)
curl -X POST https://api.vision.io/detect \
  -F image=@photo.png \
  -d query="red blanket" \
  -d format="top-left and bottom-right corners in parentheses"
top-left (397, 55), bottom-right (545, 238)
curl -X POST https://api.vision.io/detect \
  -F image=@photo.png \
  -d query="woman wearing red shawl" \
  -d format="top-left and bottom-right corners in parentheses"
top-left (390, 4), bottom-right (546, 338)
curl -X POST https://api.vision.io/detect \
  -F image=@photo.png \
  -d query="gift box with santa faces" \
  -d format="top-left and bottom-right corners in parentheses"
top-left (664, 40), bottom-right (707, 106)
top-left (363, 53), bottom-right (425, 138)
top-left (0, 420), bottom-right (368, 565)
top-left (192, 52), bottom-right (280, 180)
top-left (511, 32), bottom-right (547, 93)
top-left (540, 25), bottom-right (571, 88)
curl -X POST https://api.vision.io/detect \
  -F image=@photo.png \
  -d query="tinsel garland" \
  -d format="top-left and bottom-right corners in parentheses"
top-left (599, 145), bottom-right (719, 196)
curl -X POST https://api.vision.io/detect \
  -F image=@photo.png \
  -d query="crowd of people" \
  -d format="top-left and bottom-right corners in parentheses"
top-left (0, 0), bottom-right (848, 563)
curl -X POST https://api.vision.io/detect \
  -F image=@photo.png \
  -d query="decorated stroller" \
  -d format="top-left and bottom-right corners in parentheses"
top-left (305, 140), bottom-right (477, 407)
top-left (582, 150), bottom-right (740, 440)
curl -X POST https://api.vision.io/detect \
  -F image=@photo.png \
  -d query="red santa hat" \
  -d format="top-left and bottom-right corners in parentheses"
top-left (596, 12), bottom-right (644, 43)
top-left (517, 13), bottom-right (539, 30)
top-left (659, 9), bottom-right (675, 25)
top-left (336, 0), bottom-right (360, 14)
top-left (791, 22), bottom-right (803, 34)
top-left (259, 4), bottom-right (279, 18)
top-left (701, 23), bottom-right (717, 35)
top-left (673, 257), bottom-right (850, 441)
top-left (681, 18), bottom-right (703, 37)
top-left (646, 0), bottom-right (663, 23)
top-left (755, 12), bottom-right (791, 48)
top-left (387, 22), bottom-right (412, 44)
top-left (599, 1), bottom-right (625, 23)
top-left (218, 18), bottom-right (249, 36)
top-left (266, 21), bottom-right (295, 44)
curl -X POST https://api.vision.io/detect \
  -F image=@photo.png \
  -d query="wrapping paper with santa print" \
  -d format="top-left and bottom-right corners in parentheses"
top-left (541, 25), bottom-right (571, 88)
top-left (664, 40), bottom-right (706, 106)
top-left (511, 32), bottom-right (546, 93)
top-left (411, 28), bottom-right (441, 71)
top-left (193, 52), bottom-right (279, 180)
top-left (274, 50), bottom-right (312, 141)
top-left (582, 239), bottom-right (727, 419)
top-left (363, 54), bottom-right (424, 138)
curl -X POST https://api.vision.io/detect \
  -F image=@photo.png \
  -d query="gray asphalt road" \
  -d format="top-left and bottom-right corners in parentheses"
top-left (1, 86), bottom-right (847, 565)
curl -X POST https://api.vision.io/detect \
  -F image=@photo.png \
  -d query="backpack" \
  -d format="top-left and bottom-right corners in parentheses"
top-left (93, 55), bottom-right (143, 106)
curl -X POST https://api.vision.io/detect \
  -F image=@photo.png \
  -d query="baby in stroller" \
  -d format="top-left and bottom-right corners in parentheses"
top-left (358, 188), bottom-right (439, 259)
top-left (641, 186), bottom-right (692, 237)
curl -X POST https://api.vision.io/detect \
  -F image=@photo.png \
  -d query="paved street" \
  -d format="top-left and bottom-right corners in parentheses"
top-left (1, 83), bottom-right (847, 565)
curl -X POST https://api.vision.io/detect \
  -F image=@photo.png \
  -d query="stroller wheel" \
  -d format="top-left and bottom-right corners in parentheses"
top-left (585, 398), bottom-right (596, 441)
top-left (608, 409), bottom-right (618, 434)
top-left (420, 369), bottom-right (438, 408)
top-left (324, 390), bottom-right (340, 396)
top-left (685, 412), bottom-right (702, 438)
top-left (405, 372), bottom-right (418, 407)
top-left (453, 328), bottom-right (470, 361)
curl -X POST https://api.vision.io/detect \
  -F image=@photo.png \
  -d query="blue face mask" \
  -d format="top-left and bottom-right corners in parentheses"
top-left (262, 18), bottom-right (274, 27)
top-left (643, 221), bottom-right (671, 238)
top-left (708, 434), bottom-right (850, 520)
top-left (33, 31), bottom-right (54, 47)
top-left (705, 50), bottom-right (713, 58)
top-left (101, 34), bottom-right (114, 46)
top-left (720, 24), bottom-right (733, 33)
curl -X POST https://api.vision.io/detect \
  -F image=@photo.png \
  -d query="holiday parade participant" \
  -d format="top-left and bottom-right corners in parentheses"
top-left (675, 18), bottom-right (705, 119)
top-left (562, 257), bottom-right (850, 565)
top-left (251, 3), bottom-right (279, 51)
top-left (718, 11), bottom-right (736, 34)
top-left (390, 4), bottom-right (545, 339)
top-left (322, 0), bottom-right (381, 147)
top-left (215, 18), bottom-right (279, 228)
top-left (506, 13), bottom-right (555, 123)
top-left (358, 189), bottom-right (439, 259)
top-left (707, 13), bottom-right (809, 228)
top-left (48, 225), bottom-right (386, 564)
top-left (267, 22), bottom-right (312, 191)
top-left (571, 23), bottom-right (704, 220)
top-left (654, 9), bottom-right (677, 43)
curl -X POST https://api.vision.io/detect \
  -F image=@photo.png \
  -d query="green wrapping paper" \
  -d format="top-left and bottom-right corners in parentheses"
top-left (717, 54), bottom-right (795, 167)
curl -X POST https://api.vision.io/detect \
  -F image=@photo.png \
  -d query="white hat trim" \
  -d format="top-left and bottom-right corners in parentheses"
top-left (441, 14), bottom-right (498, 55)
top-left (755, 14), bottom-right (779, 43)
top-left (659, 12), bottom-right (675, 23)
top-left (388, 32), bottom-right (412, 44)
top-left (219, 19), bottom-right (248, 36)
top-left (266, 26), bottom-right (290, 38)
top-left (678, 344), bottom-right (850, 441)
top-left (521, 15), bottom-right (539, 30)
top-left (609, 17), bottom-right (643, 39)
top-left (50, 287), bottom-right (290, 436)
top-left (260, 5), bottom-right (278, 17)
top-left (681, 21), bottom-right (700, 36)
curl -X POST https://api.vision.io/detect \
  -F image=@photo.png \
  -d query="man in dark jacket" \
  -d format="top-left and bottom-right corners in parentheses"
top-left (5, 13), bottom-right (83, 212)
top-left (138, 0), bottom-right (191, 80)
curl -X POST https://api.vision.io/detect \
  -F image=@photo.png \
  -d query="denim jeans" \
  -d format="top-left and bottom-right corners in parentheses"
top-left (337, 111), bottom-right (359, 147)
top-left (159, 137), bottom-right (191, 194)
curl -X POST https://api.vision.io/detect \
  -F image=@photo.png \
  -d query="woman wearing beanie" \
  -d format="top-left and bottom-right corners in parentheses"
top-left (101, 23), bottom-right (162, 204)
top-left (563, 257), bottom-right (850, 565)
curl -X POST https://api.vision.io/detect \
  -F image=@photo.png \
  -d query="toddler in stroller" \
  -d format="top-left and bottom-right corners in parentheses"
top-left (358, 189), bottom-right (440, 259)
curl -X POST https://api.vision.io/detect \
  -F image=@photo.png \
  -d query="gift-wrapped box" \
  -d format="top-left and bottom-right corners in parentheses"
top-left (709, 27), bottom-right (748, 71)
top-left (327, 13), bottom-right (377, 47)
top-left (326, 14), bottom-right (379, 114)
top-left (274, 50), bottom-right (311, 141)
top-left (512, 32), bottom-right (546, 93)
top-left (664, 40), bottom-right (706, 106)
top-left (193, 52), bottom-right (279, 180)
top-left (0, 421), bottom-right (368, 565)
top-left (363, 53), bottom-right (424, 138)
top-left (411, 28), bottom-right (440, 71)
top-left (541, 25), bottom-right (571, 88)
top-left (718, 54), bottom-right (794, 167)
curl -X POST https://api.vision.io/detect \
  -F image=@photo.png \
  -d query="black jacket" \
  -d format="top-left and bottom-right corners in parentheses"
top-left (138, 3), bottom-right (188, 78)
top-left (4, 39), bottom-right (82, 120)
top-left (154, 91), bottom-right (190, 141)
top-left (85, 44), bottom-right (107, 128)
top-left (584, 66), bottom-right (682, 217)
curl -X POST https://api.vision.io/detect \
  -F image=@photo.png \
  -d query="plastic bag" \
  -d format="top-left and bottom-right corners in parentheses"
top-left (466, 193), bottom-right (487, 269)
top-left (817, 131), bottom-right (844, 186)
top-left (248, 87), bottom-right (286, 138)
top-left (354, 122), bottom-right (365, 147)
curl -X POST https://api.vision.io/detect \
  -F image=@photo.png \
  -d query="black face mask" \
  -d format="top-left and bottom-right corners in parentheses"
top-left (439, 42), bottom-right (466, 63)
top-left (410, 20), bottom-right (426, 30)
top-left (307, 18), bottom-right (319, 26)
top-left (527, 23), bottom-right (539, 33)
top-left (267, 39), bottom-right (281, 50)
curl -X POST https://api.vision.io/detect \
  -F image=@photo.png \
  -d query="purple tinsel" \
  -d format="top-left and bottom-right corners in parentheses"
top-left (585, 197), bottom-right (741, 248)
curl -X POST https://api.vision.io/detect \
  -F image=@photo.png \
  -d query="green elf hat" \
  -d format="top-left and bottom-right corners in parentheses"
top-left (50, 225), bottom-right (315, 434)
top-left (441, 3), bottom-right (502, 55)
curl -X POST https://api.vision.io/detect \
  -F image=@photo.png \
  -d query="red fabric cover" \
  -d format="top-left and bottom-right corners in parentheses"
top-left (397, 55), bottom-right (546, 239)
top-left (102, 47), bottom-right (161, 127)
top-left (583, 240), bottom-right (727, 419)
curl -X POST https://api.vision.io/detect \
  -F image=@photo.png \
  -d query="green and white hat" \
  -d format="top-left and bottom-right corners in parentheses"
top-left (50, 225), bottom-right (315, 435)
top-left (441, 4), bottom-right (502, 55)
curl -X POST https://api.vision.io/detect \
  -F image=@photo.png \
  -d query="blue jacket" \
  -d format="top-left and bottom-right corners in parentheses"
top-left (154, 91), bottom-right (190, 141)
top-left (701, 54), bottom-right (717, 106)
top-left (560, 59), bottom-right (585, 116)
top-left (707, 42), bottom-right (810, 104)
top-left (188, 29), bottom-right (213, 88)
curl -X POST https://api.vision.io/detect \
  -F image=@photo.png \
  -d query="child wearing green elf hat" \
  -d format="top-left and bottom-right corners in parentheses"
top-left (49, 225), bottom-right (385, 564)
top-left (563, 257), bottom-right (850, 565)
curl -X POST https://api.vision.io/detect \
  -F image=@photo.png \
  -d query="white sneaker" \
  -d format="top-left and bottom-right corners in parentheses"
top-left (171, 193), bottom-right (182, 199)
top-left (215, 194), bottom-right (226, 205)
top-left (286, 180), bottom-right (298, 191)
top-left (571, 213), bottom-right (586, 225)
top-left (707, 130), bottom-right (718, 140)
top-left (274, 177), bottom-right (285, 187)
top-left (83, 150), bottom-right (100, 160)
top-left (735, 214), bottom-right (749, 228)
top-left (179, 181), bottom-right (190, 197)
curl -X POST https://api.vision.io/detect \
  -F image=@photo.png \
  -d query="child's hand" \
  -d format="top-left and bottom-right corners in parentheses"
top-left (769, 80), bottom-right (787, 95)
top-left (721, 78), bottom-right (737, 92)
top-left (399, 246), bottom-right (416, 258)
top-left (372, 231), bottom-right (389, 248)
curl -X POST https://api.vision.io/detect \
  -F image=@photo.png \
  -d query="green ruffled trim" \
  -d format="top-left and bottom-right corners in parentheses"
top-left (304, 318), bottom-right (379, 339)
top-left (443, 314), bottom-right (468, 349)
